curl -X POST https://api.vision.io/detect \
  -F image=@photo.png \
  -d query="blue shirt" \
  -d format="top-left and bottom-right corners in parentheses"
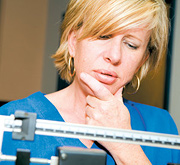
top-left (0, 92), bottom-right (180, 164)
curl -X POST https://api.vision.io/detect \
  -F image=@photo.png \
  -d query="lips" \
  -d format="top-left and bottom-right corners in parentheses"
top-left (93, 69), bottom-right (118, 85)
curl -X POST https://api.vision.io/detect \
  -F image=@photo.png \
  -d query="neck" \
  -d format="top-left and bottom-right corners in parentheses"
top-left (56, 80), bottom-right (88, 124)
top-left (69, 80), bottom-right (87, 107)
top-left (45, 79), bottom-right (94, 148)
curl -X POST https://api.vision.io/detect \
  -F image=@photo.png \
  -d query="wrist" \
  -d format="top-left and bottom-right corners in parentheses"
top-left (108, 143), bottom-right (151, 165)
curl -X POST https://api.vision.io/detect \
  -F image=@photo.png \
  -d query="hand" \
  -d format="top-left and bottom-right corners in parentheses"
top-left (80, 72), bottom-right (131, 130)
top-left (80, 72), bottom-right (151, 165)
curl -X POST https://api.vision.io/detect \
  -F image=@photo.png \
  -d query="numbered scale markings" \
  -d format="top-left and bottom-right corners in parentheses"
top-left (3, 115), bottom-right (180, 150)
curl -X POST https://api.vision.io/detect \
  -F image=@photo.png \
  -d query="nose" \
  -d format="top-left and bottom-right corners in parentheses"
top-left (104, 38), bottom-right (122, 65)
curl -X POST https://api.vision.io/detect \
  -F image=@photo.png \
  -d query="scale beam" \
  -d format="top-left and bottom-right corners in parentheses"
top-left (2, 113), bottom-right (180, 150)
top-left (0, 111), bottom-right (180, 164)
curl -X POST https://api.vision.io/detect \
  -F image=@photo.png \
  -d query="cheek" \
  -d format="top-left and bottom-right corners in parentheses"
top-left (122, 57), bottom-right (139, 72)
top-left (74, 52), bottom-right (93, 74)
top-left (126, 52), bottom-right (145, 71)
top-left (74, 42), bottom-right (100, 72)
top-left (119, 55), bottom-right (143, 83)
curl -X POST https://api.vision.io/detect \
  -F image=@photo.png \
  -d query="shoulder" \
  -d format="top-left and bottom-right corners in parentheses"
top-left (0, 91), bottom-right (60, 120)
top-left (124, 99), bottom-right (178, 135)
top-left (125, 99), bottom-right (168, 118)
top-left (0, 92), bottom-right (48, 116)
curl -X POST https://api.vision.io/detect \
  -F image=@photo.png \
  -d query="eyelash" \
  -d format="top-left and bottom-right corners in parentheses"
top-left (127, 43), bottom-right (138, 50)
top-left (98, 35), bottom-right (139, 50)
top-left (124, 41), bottom-right (138, 50)
top-left (98, 35), bottom-right (112, 40)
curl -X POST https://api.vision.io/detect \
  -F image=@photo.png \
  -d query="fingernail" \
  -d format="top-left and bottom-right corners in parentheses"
top-left (86, 116), bottom-right (90, 121)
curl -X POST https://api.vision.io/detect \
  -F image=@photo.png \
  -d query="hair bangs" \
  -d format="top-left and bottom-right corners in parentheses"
top-left (78, 0), bottom-right (161, 40)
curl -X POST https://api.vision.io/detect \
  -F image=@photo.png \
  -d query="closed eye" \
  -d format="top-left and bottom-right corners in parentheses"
top-left (124, 41), bottom-right (138, 50)
top-left (127, 43), bottom-right (138, 50)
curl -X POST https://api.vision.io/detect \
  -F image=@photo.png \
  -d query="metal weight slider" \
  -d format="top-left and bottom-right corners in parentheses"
top-left (12, 111), bottom-right (37, 141)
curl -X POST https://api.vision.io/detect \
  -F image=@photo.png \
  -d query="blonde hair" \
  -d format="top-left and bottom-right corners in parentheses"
top-left (52, 0), bottom-right (169, 84)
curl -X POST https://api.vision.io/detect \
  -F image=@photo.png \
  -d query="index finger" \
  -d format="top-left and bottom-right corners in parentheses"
top-left (80, 72), bottom-right (113, 100)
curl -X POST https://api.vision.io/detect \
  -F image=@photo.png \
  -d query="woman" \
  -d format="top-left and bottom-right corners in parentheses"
top-left (1, 0), bottom-right (180, 164)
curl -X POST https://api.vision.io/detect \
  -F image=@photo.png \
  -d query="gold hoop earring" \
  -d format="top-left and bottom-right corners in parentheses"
top-left (68, 56), bottom-right (76, 77)
top-left (126, 75), bottom-right (140, 95)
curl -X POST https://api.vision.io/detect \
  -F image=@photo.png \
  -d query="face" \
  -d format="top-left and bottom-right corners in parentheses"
top-left (68, 28), bottom-right (150, 95)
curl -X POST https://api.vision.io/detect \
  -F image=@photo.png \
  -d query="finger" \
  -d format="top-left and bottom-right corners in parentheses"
top-left (85, 116), bottom-right (94, 125)
top-left (85, 115), bottom-right (90, 123)
top-left (80, 72), bottom-right (113, 101)
top-left (86, 105), bottom-right (101, 122)
top-left (85, 105), bottom-right (95, 119)
top-left (86, 95), bottom-right (99, 108)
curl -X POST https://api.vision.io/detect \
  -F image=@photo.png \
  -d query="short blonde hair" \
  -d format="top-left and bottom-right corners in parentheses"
top-left (52, 0), bottom-right (168, 84)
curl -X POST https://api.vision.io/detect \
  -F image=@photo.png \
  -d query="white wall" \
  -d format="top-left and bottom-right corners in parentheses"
top-left (169, 0), bottom-right (180, 132)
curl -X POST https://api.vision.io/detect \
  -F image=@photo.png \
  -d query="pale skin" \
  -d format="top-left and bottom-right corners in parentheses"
top-left (46, 27), bottom-right (152, 164)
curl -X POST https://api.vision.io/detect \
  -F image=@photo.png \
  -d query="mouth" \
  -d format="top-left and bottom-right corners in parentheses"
top-left (93, 69), bottom-right (118, 85)
top-left (99, 70), bottom-right (118, 77)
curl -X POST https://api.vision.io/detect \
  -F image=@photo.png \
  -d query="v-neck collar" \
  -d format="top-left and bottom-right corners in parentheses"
top-left (32, 91), bottom-right (96, 149)
top-left (32, 92), bottom-right (146, 150)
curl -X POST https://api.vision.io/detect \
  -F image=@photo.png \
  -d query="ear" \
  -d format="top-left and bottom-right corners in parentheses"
top-left (68, 31), bottom-right (77, 57)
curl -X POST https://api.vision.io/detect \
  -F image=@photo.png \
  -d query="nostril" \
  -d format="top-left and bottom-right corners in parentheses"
top-left (106, 57), bottom-right (111, 62)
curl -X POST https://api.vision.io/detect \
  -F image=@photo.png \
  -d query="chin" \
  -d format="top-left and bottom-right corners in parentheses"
top-left (102, 83), bottom-right (120, 95)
